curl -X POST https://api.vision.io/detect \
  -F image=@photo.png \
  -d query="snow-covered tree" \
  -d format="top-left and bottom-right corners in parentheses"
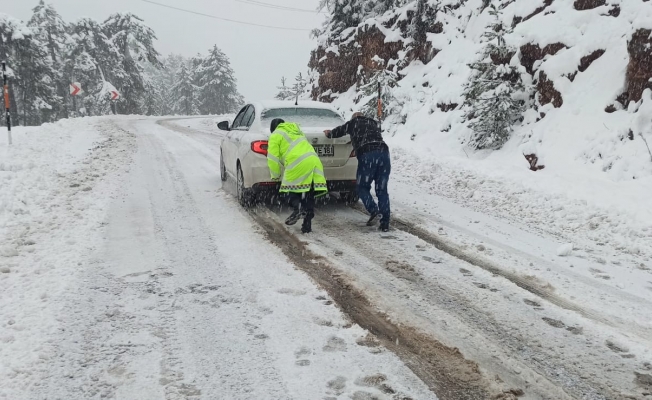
top-left (171, 62), bottom-right (199, 115)
top-left (195, 45), bottom-right (242, 115)
top-left (0, 16), bottom-right (26, 124)
top-left (28, 0), bottom-right (69, 120)
top-left (66, 18), bottom-right (121, 116)
top-left (462, 4), bottom-right (526, 150)
top-left (358, 67), bottom-right (399, 121)
top-left (275, 77), bottom-right (293, 100)
top-left (13, 31), bottom-right (58, 125)
top-left (0, 13), bottom-right (58, 126)
top-left (103, 13), bottom-right (162, 114)
top-left (291, 72), bottom-right (309, 101)
top-left (154, 54), bottom-right (184, 115)
top-left (0, 5), bottom-right (239, 122)
top-left (319, 0), bottom-right (364, 36)
top-left (319, 0), bottom-right (400, 37)
top-left (142, 78), bottom-right (162, 116)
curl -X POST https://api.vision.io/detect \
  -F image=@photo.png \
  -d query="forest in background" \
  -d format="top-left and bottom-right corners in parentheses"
top-left (0, 1), bottom-right (243, 126)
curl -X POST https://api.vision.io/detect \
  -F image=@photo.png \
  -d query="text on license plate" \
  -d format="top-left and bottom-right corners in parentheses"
top-left (313, 144), bottom-right (334, 157)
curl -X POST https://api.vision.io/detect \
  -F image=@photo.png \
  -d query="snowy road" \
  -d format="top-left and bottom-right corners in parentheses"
top-left (30, 117), bottom-right (435, 400)
top-left (1, 116), bottom-right (651, 400)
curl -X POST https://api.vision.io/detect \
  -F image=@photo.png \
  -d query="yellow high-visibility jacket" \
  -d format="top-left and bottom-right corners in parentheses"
top-left (267, 122), bottom-right (328, 194)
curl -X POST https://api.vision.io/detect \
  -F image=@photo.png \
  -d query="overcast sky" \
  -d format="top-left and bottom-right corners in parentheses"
top-left (1, 0), bottom-right (325, 101)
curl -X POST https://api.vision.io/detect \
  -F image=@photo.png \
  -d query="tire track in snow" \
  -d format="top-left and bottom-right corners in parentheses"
top-left (383, 209), bottom-right (652, 344)
top-left (132, 128), bottom-right (292, 399)
top-left (133, 117), bottom-right (438, 400)
top-left (254, 203), bottom-right (649, 399)
top-left (248, 207), bottom-right (497, 400)
top-left (158, 117), bottom-right (649, 399)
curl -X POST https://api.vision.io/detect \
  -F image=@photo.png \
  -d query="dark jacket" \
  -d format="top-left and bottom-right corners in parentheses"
top-left (328, 116), bottom-right (388, 156)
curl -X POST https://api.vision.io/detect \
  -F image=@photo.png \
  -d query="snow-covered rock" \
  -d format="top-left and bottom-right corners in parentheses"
top-left (309, 0), bottom-right (652, 270)
top-left (556, 243), bottom-right (574, 256)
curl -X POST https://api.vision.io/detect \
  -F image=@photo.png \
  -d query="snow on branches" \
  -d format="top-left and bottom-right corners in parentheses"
top-left (462, 4), bottom-right (528, 150)
top-left (0, 2), bottom-right (243, 124)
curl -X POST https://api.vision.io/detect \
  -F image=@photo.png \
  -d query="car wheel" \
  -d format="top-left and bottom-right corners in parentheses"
top-left (341, 191), bottom-right (359, 205)
top-left (220, 152), bottom-right (227, 182)
top-left (237, 164), bottom-right (253, 208)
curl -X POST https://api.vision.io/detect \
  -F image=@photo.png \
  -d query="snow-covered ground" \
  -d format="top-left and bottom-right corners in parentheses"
top-left (0, 117), bottom-right (433, 400)
top-left (2, 116), bottom-right (651, 399)
top-left (315, 0), bottom-right (652, 309)
top-left (163, 116), bottom-right (231, 135)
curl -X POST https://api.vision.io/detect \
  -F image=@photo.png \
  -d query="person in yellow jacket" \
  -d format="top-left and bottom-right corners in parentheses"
top-left (267, 118), bottom-right (328, 233)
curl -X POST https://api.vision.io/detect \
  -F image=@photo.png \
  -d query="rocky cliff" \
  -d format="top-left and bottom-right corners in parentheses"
top-left (309, 0), bottom-right (652, 180)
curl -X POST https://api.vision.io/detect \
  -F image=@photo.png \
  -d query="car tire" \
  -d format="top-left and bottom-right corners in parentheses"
top-left (220, 152), bottom-right (227, 182)
top-left (341, 192), bottom-right (359, 205)
top-left (237, 164), bottom-right (254, 208)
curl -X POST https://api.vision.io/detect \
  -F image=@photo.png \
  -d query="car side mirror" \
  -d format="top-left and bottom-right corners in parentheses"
top-left (217, 121), bottom-right (231, 131)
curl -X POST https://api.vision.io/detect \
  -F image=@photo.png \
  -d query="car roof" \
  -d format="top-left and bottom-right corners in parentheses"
top-left (253, 100), bottom-right (338, 112)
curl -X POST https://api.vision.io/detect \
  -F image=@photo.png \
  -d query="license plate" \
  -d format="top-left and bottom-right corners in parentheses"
top-left (313, 144), bottom-right (334, 157)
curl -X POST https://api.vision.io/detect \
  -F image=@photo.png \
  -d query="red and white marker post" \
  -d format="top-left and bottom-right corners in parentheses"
top-left (69, 82), bottom-right (82, 96)
top-left (70, 82), bottom-right (83, 117)
top-left (2, 62), bottom-right (11, 145)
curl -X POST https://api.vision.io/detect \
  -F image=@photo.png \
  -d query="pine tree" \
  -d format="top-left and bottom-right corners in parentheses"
top-left (411, 0), bottom-right (428, 45)
top-left (28, 1), bottom-right (69, 120)
top-left (1, 15), bottom-right (24, 124)
top-left (194, 45), bottom-right (242, 115)
top-left (0, 7), bottom-right (239, 123)
top-left (157, 54), bottom-right (185, 115)
top-left (14, 32), bottom-right (58, 125)
top-left (0, 13), bottom-right (58, 126)
top-left (319, 0), bottom-right (402, 38)
top-left (291, 72), bottom-right (308, 101)
top-left (358, 67), bottom-right (399, 121)
top-left (66, 18), bottom-right (123, 116)
top-left (462, 4), bottom-right (526, 150)
top-left (171, 62), bottom-right (199, 116)
top-left (275, 77), bottom-right (293, 100)
top-left (142, 78), bottom-right (162, 116)
top-left (103, 13), bottom-right (162, 114)
top-left (319, 0), bottom-right (365, 37)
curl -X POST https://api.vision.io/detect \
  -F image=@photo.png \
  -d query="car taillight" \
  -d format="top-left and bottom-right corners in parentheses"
top-left (251, 140), bottom-right (268, 156)
top-left (350, 149), bottom-right (356, 157)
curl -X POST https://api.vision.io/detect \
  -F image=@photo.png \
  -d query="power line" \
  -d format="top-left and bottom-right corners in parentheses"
top-left (236, 0), bottom-right (326, 14)
top-left (140, 0), bottom-right (313, 31)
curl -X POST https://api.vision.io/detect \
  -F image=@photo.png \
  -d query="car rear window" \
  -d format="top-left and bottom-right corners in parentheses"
top-left (261, 108), bottom-right (344, 128)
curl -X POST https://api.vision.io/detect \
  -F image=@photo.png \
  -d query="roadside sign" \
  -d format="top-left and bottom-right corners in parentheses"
top-left (2, 61), bottom-right (12, 145)
top-left (110, 90), bottom-right (120, 101)
top-left (70, 82), bottom-right (82, 96)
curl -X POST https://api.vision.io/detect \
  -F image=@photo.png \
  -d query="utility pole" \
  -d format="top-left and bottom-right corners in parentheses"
top-left (377, 81), bottom-right (383, 133)
top-left (2, 61), bottom-right (12, 145)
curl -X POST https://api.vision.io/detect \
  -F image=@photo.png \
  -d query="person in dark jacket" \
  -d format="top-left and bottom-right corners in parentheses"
top-left (325, 113), bottom-right (391, 232)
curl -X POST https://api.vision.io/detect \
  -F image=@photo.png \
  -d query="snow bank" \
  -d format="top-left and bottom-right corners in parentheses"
top-left (312, 0), bottom-right (652, 262)
top-left (0, 117), bottom-right (136, 398)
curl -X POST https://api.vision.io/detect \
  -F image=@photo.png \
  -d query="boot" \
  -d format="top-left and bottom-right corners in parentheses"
top-left (301, 213), bottom-right (314, 233)
top-left (285, 208), bottom-right (306, 226)
top-left (367, 211), bottom-right (380, 226)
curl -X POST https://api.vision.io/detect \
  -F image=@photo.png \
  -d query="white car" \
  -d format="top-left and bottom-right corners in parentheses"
top-left (218, 100), bottom-right (359, 207)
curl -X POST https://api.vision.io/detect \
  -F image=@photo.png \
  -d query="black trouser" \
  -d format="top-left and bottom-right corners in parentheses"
top-left (288, 185), bottom-right (315, 229)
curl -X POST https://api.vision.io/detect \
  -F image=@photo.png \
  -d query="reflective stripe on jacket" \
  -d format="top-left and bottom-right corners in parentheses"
top-left (267, 122), bottom-right (328, 194)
